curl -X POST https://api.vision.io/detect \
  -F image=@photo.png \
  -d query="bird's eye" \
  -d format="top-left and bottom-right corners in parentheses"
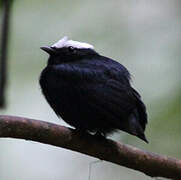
top-left (68, 46), bottom-right (76, 53)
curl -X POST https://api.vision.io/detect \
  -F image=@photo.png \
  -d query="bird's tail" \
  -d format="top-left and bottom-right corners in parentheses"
top-left (128, 112), bottom-right (148, 143)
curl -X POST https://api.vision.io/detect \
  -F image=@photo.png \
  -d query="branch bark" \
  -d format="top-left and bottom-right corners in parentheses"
top-left (0, 115), bottom-right (180, 179)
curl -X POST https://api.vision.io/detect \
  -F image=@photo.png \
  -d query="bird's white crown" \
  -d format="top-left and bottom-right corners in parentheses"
top-left (51, 36), bottom-right (94, 50)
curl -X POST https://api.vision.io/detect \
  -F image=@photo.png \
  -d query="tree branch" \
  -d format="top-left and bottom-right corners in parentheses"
top-left (0, 115), bottom-right (180, 179)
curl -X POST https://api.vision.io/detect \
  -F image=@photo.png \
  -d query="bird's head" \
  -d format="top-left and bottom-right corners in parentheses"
top-left (41, 36), bottom-right (97, 65)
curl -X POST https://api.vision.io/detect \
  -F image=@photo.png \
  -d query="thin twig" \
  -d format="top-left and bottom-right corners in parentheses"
top-left (88, 160), bottom-right (102, 180)
top-left (0, 115), bottom-right (181, 180)
top-left (0, 0), bottom-right (12, 108)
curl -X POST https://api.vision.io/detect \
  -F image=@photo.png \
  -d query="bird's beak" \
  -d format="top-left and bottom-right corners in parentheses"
top-left (40, 46), bottom-right (56, 55)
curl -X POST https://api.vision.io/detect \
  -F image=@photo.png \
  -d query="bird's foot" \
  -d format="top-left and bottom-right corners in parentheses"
top-left (94, 131), bottom-right (106, 140)
top-left (74, 128), bottom-right (87, 135)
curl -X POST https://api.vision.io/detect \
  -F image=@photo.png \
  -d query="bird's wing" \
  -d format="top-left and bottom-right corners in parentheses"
top-left (70, 57), bottom-right (147, 131)
top-left (97, 56), bottom-right (147, 130)
top-left (55, 58), bottom-right (147, 132)
top-left (77, 78), bottom-right (146, 130)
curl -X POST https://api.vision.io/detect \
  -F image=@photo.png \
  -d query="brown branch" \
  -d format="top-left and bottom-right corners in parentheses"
top-left (0, 0), bottom-right (12, 108)
top-left (0, 115), bottom-right (180, 179)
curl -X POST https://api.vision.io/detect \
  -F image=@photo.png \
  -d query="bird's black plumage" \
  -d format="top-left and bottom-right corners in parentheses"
top-left (39, 38), bottom-right (148, 143)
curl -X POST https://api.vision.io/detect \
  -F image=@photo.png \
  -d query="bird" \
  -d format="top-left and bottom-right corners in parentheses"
top-left (39, 36), bottom-right (148, 143)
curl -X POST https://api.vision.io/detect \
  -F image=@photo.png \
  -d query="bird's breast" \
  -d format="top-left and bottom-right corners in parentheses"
top-left (40, 66), bottom-right (82, 117)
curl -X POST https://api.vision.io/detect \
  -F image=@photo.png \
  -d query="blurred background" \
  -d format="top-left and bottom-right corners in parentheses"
top-left (0, 0), bottom-right (181, 179)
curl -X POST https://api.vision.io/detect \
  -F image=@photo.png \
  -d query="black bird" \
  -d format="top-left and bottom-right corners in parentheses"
top-left (40, 36), bottom-right (148, 143)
